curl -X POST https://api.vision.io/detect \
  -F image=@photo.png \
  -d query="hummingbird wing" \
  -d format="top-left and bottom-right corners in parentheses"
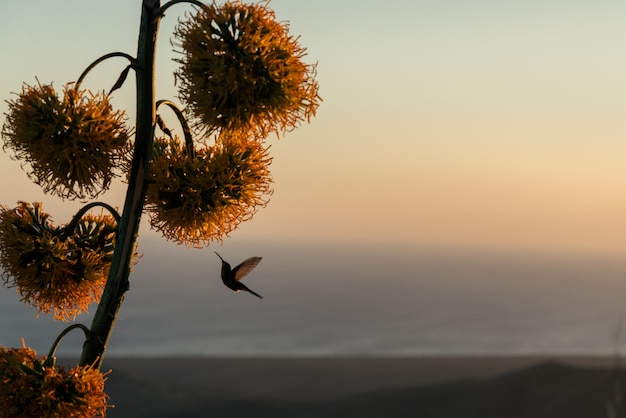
top-left (232, 257), bottom-right (262, 281)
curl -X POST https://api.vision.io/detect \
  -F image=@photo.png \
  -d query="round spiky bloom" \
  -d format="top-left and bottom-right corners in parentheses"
top-left (0, 344), bottom-right (109, 417)
top-left (173, 0), bottom-right (320, 137)
top-left (1, 81), bottom-right (130, 200)
top-left (146, 132), bottom-right (273, 246)
top-left (0, 202), bottom-right (118, 321)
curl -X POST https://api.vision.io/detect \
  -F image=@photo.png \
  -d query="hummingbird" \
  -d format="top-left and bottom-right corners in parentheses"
top-left (215, 252), bottom-right (263, 299)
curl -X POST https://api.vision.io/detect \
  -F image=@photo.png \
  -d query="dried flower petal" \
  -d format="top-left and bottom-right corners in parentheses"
top-left (173, 0), bottom-right (320, 137)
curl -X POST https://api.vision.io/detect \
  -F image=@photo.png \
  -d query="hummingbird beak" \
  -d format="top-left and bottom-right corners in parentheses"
top-left (214, 251), bottom-right (223, 261)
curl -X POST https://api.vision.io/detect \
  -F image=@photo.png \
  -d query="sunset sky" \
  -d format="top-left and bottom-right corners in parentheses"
top-left (1, 0), bottom-right (625, 256)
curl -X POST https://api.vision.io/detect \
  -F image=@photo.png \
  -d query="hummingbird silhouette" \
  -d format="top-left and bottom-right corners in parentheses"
top-left (215, 252), bottom-right (263, 299)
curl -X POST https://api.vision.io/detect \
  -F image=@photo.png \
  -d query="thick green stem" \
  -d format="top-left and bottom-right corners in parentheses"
top-left (80, 0), bottom-right (161, 369)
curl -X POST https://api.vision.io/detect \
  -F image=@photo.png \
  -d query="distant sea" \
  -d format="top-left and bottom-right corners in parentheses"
top-left (2, 239), bottom-right (626, 358)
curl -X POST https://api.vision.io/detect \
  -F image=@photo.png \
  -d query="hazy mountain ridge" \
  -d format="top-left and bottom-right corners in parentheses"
top-left (102, 358), bottom-right (625, 418)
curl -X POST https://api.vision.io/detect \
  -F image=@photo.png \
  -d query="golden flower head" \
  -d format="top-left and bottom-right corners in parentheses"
top-left (173, 0), bottom-right (320, 137)
top-left (146, 131), bottom-right (273, 246)
top-left (1, 80), bottom-right (130, 200)
top-left (0, 202), bottom-right (118, 321)
top-left (0, 343), bottom-right (109, 417)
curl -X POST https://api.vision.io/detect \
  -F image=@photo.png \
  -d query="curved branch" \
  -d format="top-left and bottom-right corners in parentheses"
top-left (46, 324), bottom-right (92, 365)
top-left (158, 0), bottom-right (208, 16)
top-left (73, 202), bottom-right (121, 223)
top-left (76, 52), bottom-right (139, 89)
top-left (61, 202), bottom-right (121, 239)
top-left (156, 99), bottom-right (195, 156)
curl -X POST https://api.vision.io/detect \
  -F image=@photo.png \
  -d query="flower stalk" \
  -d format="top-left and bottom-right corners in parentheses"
top-left (76, 52), bottom-right (138, 89)
top-left (48, 324), bottom-right (92, 364)
top-left (61, 202), bottom-right (120, 239)
top-left (79, 0), bottom-right (161, 369)
top-left (156, 99), bottom-right (195, 154)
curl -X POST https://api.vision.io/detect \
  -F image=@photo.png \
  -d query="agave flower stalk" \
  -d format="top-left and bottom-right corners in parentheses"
top-left (79, 0), bottom-right (161, 369)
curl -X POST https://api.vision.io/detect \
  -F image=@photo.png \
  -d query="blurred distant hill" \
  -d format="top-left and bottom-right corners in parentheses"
top-left (96, 357), bottom-right (625, 418)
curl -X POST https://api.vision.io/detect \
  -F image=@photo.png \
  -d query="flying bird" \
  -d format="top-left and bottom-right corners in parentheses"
top-left (215, 252), bottom-right (263, 299)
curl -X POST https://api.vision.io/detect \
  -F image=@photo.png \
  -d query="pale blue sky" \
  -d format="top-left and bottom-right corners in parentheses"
top-left (1, 0), bottom-right (626, 255)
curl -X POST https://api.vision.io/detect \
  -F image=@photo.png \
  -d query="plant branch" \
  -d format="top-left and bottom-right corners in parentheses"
top-left (80, 0), bottom-right (162, 369)
top-left (157, 0), bottom-right (208, 16)
top-left (61, 202), bottom-right (121, 239)
top-left (76, 52), bottom-right (139, 89)
top-left (47, 324), bottom-right (92, 361)
top-left (156, 99), bottom-right (195, 155)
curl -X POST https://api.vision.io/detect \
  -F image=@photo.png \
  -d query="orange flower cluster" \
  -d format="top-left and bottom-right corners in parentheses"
top-left (173, 0), bottom-right (320, 137)
top-left (146, 132), bottom-right (273, 246)
top-left (0, 202), bottom-right (118, 320)
top-left (1, 81), bottom-right (130, 200)
top-left (0, 344), bottom-right (109, 417)
top-left (150, 0), bottom-right (322, 245)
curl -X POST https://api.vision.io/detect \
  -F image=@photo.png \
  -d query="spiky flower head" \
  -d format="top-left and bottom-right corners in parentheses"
top-left (0, 202), bottom-right (118, 321)
top-left (1, 81), bottom-right (130, 200)
top-left (173, 0), bottom-right (320, 137)
top-left (0, 343), bottom-right (109, 417)
top-left (146, 131), bottom-right (272, 246)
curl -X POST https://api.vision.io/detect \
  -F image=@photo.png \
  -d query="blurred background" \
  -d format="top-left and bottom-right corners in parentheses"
top-left (1, 0), bottom-right (626, 358)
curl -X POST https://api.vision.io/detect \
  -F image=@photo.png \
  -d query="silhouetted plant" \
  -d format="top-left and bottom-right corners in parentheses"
top-left (0, 0), bottom-right (319, 416)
